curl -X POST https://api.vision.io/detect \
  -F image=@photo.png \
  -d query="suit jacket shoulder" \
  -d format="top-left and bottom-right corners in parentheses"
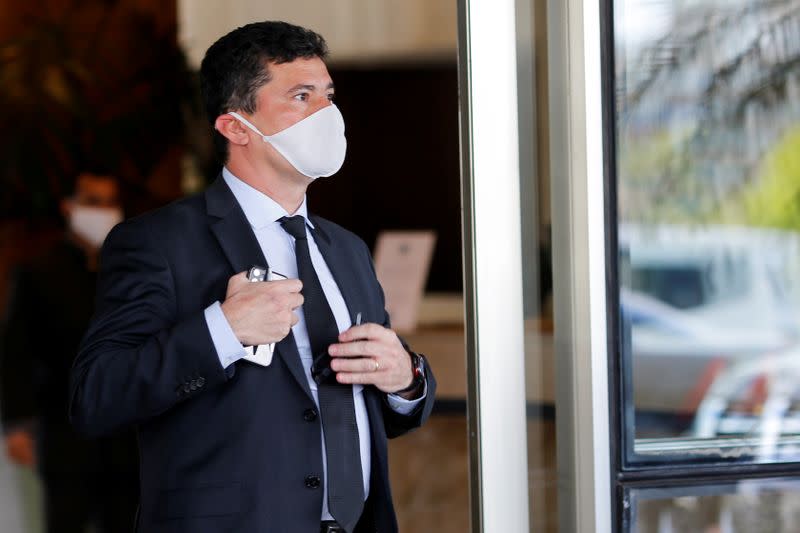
top-left (108, 190), bottom-right (207, 246)
top-left (308, 214), bottom-right (372, 258)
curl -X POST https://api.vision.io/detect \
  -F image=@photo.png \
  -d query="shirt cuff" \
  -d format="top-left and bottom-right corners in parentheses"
top-left (204, 301), bottom-right (247, 369)
top-left (386, 380), bottom-right (428, 415)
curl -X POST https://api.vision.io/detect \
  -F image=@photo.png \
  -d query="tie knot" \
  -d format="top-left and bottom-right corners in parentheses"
top-left (279, 215), bottom-right (308, 240)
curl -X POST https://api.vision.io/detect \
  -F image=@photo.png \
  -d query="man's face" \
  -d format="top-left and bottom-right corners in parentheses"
top-left (61, 174), bottom-right (121, 220)
top-left (60, 174), bottom-right (122, 256)
top-left (240, 57), bottom-right (336, 179)
top-left (253, 56), bottom-right (335, 135)
top-left (72, 174), bottom-right (120, 209)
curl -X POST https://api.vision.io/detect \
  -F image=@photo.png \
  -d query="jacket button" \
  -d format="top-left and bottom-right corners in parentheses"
top-left (305, 475), bottom-right (321, 489)
top-left (303, 408), bottom-right (318, 422)
top-left (197, 377), bottom-right (206, 387)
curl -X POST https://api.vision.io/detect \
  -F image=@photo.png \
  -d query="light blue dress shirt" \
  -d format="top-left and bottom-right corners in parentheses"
top-left (203, 168), bottom-right (424, 521)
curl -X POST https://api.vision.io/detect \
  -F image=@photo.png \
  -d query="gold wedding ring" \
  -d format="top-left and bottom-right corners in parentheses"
top-left (373, 359), bottom-right (380, 372)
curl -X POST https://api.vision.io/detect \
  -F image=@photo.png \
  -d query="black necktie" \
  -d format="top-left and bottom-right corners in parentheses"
top-left (279, 215), bottom-right (364, 532)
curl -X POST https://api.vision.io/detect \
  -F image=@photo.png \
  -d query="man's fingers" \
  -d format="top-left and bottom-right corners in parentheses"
top-left (328, 340), bottom-right (379, 358)
top-left (290, 292), bottom-right (304, 309)
top-left (227, 271), bottom-right (250, 290)
top-left (248, 278), bottom-right (303, 294)
top-left (331, 356), bottom-right (380, 373)
top-left (336, 371), bottom-right (381, 385)
top-left (272, 278), bottom-right (303, 292)
top-left (338, 322), bottom-right (389, 342)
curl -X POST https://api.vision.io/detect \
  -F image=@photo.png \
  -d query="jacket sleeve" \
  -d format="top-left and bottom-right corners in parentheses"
top-left (359, 240), bottom-right (437, 439)
top-left (381, 356), bottom-right (436, 439)
top-left (69, 218), bottom-right (231, 438)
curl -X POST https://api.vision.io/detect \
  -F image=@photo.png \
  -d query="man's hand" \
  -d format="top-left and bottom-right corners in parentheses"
top-left (221, 272), bottom-right (304, 346)
top-left (328, 323), bottom-right (419, 399)
top-left (4, 429), bottom-right (35, 467)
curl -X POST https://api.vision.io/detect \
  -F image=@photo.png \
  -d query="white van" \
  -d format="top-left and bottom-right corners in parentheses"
top-left (619, 224), bottom-right (800, 432)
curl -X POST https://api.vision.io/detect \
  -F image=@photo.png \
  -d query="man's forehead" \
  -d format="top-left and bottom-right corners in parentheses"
top-left (265, 57), bottom-right (333, 88)
top-left (77, 175), bottom-right (118, 194)
top-left (286, 82), bottom-right (336, 92)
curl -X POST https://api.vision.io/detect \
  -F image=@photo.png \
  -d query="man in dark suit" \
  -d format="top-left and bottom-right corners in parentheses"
top-left (69, 21), bottom-right (435, 533)
top-left (2, 172), bottom-right (139, 533)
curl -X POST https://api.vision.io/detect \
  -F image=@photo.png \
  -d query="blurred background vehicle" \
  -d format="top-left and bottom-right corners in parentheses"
top-left (620, 223), bottom-right (800, 437)
top-left (693, 345), bottom-right (800, 448)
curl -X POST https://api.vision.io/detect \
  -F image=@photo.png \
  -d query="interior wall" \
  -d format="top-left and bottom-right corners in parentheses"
top-left (308, 64), bottom-right (462, 293)
top-left (178, 0), bottom-right (457, 67)
top-left (178, 1), bottom-right (462, 293)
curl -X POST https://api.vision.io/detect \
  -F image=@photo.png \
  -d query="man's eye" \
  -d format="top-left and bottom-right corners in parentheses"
top-left (293, 93), bottom-right (309, 101)
top-left (327, 93), bottom-right (336, 102)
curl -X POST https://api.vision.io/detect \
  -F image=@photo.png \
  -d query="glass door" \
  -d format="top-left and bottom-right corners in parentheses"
top-left (608, 0), bottom-right (800, 530)
top-left (458, 0), bottom-right (800, 531)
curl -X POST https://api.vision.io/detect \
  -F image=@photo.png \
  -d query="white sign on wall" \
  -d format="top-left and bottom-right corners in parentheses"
top-left (373, 230), bottom-right (436, 333)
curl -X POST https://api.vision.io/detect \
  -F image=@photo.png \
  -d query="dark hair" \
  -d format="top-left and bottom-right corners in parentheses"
top-left (65, 169), bottom-right (117, 197)
top-left (200, 21), bottom-right (329, 163)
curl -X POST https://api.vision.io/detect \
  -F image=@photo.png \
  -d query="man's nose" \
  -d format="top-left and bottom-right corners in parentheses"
top-left (309, 97), bottom-right (333, 116)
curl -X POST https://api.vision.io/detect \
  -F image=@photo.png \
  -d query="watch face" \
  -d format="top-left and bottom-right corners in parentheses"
top-left (413, 353), bottom-right (425, 378)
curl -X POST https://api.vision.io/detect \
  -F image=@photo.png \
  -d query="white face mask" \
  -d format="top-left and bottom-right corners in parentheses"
top-left (228, 104), bottom-right (347, 179)
top-left (69, 206), bottom-right (123, 248)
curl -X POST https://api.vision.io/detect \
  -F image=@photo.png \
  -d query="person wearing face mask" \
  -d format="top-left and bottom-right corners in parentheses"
top-left (1, 172), bottom-right (139, 533)
top-left (69, 21), bottom-right (435, 533)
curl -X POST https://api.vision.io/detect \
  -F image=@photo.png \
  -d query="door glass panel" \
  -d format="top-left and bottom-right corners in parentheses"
top-left (614, 0), bottom-right (800, 461)
top-left (518, 1), bottom-right (558, 530)
top-left (630, 479), bottom-right (800, 532)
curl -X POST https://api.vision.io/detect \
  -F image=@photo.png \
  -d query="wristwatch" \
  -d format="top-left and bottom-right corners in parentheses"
top-left (394, 351), bottom-right (426, 395)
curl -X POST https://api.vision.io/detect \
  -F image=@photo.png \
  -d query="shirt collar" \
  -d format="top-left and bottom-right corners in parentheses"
top-left (222, 167), bottom-right (314, 230)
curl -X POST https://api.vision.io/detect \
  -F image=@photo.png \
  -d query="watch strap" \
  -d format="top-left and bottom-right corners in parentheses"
top-left (393, 351), bottom-right (425, 395)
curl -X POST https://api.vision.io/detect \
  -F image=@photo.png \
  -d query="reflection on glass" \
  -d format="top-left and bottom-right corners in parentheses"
top-left (614, 0), bottom-right (800, 457)
top-left (632, 479), bottom-right (800, 533)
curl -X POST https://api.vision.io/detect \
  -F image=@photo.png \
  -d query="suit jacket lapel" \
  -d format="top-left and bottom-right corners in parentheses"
top-left (309, 217), bottom-right (364, 326)
top-left (205, 176), bottom-right (313, 401)
top-left (206, 176), bottom-right (267, 274)
top-left (275, 331), bottom-right (312, 400)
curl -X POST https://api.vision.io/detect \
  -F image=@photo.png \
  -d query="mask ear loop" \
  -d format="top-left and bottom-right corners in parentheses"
top-left (227, 111), bottom-right (270, 142)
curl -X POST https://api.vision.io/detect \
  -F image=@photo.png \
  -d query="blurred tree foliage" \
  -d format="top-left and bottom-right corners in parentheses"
top-left (730, 126), bottom-right (800, 231)
top-left (620, 123), bottom-right (800, 231)
top-left (618, 127), bottom-right (711, 224)
top-left (0, 0), bottom-right (211, 220)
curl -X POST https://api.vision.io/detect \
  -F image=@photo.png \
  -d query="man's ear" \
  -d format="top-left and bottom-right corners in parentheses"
top-left (215, 114), bottom-right (250, 147)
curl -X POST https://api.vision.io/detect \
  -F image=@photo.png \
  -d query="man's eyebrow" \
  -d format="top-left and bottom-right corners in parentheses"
top-left (287, 82), bottom-right (336, 93)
